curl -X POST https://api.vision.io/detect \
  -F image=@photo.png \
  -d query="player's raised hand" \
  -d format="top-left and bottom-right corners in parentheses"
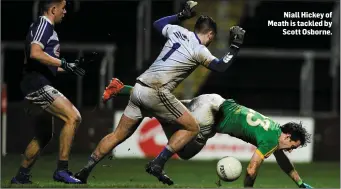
top-left (177, 1), bottom-right (198, 21)
top-left (229, 26), bottom-right (246, 47)
top-left (60, 58), bottom-right (86, 76)
top-left (299, 182), bottom-right (313, 188)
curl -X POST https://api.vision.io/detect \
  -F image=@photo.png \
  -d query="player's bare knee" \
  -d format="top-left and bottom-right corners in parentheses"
top-left (192, 124), bottom-right (200, 135)
top-left (65, 111), bottom-right (82, 127)
top-left (72, 114), bottom-right (82, 126)
top-left (187, 120), bottom-right (200, 135)
top-left (179, 112), bottom-right (200, 134)
top-left (184, 122), bottom-right (199, 136)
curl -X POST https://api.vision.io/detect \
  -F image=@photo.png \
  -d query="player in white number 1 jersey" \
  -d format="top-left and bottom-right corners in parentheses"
top-left (75, 1), bottom-right (245, 185)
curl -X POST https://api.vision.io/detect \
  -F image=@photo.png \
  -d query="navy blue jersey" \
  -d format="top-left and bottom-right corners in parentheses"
top-left (21, 16), bottom-right (60, 95)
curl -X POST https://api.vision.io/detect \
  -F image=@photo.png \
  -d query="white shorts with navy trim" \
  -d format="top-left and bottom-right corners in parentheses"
top-left (25, 85), bottom-right (64, 109)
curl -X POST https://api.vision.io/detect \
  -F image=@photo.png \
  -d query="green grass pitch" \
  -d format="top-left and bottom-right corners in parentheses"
top-left (1, 154), bottom-right (340, 188)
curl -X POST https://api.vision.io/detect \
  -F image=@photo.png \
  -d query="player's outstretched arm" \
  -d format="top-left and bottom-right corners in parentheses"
top-left (274, 150), bottom-right (313, 188)
top-left (204, 26), bottom-right (246, 72)
top-left (153, 1), bottom-right (197, 33)
top-left (244, 150), bottom-right (264, 187)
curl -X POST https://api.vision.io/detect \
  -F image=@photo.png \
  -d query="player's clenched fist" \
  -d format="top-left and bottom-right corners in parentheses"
top-left (229, 26), bottom-right (246, 47)
top-left (177, 1), bottom-right (198, 21)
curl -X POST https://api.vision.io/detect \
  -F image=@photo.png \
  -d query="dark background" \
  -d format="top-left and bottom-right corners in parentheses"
top-left (2, 0), bottom-right (339, 111)
top-left (1, 0), bottom-right (340, 160)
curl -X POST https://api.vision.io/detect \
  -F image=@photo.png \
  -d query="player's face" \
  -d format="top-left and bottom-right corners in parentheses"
top-left (53, 0), bottom-right (67, 23)
top-left (204, 31), bottom-right (215, 47)
top-left (279, 135), bottom-right (301, 153)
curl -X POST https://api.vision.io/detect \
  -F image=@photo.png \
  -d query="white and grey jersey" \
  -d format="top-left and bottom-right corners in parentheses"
top-left (137, 24), bottom-right (217, 91)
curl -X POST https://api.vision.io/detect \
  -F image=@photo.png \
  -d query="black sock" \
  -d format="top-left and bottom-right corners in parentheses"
top-left (17, 166), bottom-right (30, 176)
top-left (57, 160), bottom-right (68, 171)
top-left (84, 153), bottom-right (100, 172)
top-left (153, 146), bottom-right (174, 167)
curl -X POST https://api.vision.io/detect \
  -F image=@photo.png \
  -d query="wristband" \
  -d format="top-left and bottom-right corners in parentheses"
top-left (297, 179), bottom-right (303, 186)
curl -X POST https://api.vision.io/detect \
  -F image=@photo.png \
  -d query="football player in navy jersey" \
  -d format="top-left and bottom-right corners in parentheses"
top-left (11, 0), bottom-right (84, 184)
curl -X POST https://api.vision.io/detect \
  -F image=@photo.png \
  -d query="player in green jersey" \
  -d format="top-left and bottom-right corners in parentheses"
top-left (218, 99), bottom-right (291, 159)
top-left (216, 99), bottom-right (311, 188)
top-left (75, 78), bottom-right (312, 188)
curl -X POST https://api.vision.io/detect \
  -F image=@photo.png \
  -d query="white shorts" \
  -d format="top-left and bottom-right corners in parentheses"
top-left (25, 85), bottom-right (64, 109)
top-left (124, 82), bottom-right (187, 123)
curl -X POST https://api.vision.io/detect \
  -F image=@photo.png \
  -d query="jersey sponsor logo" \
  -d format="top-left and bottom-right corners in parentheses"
top-left (53, 44), bottom-right (60, 57)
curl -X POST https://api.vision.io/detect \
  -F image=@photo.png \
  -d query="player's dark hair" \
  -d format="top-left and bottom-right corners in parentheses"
top-left (39, 0), bottom-right (64, 15)
top-left (194, 15), bottom-right (217, 35)
top-left (280, 122), bottom-right (311, 147)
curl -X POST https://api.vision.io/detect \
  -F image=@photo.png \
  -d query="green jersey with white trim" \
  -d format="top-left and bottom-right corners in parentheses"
top-left (216, 99), bottom-right (281, 159)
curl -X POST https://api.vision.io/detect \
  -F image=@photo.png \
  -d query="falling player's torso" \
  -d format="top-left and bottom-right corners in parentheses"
top-left (216, 99), bottom-right (281, 148)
